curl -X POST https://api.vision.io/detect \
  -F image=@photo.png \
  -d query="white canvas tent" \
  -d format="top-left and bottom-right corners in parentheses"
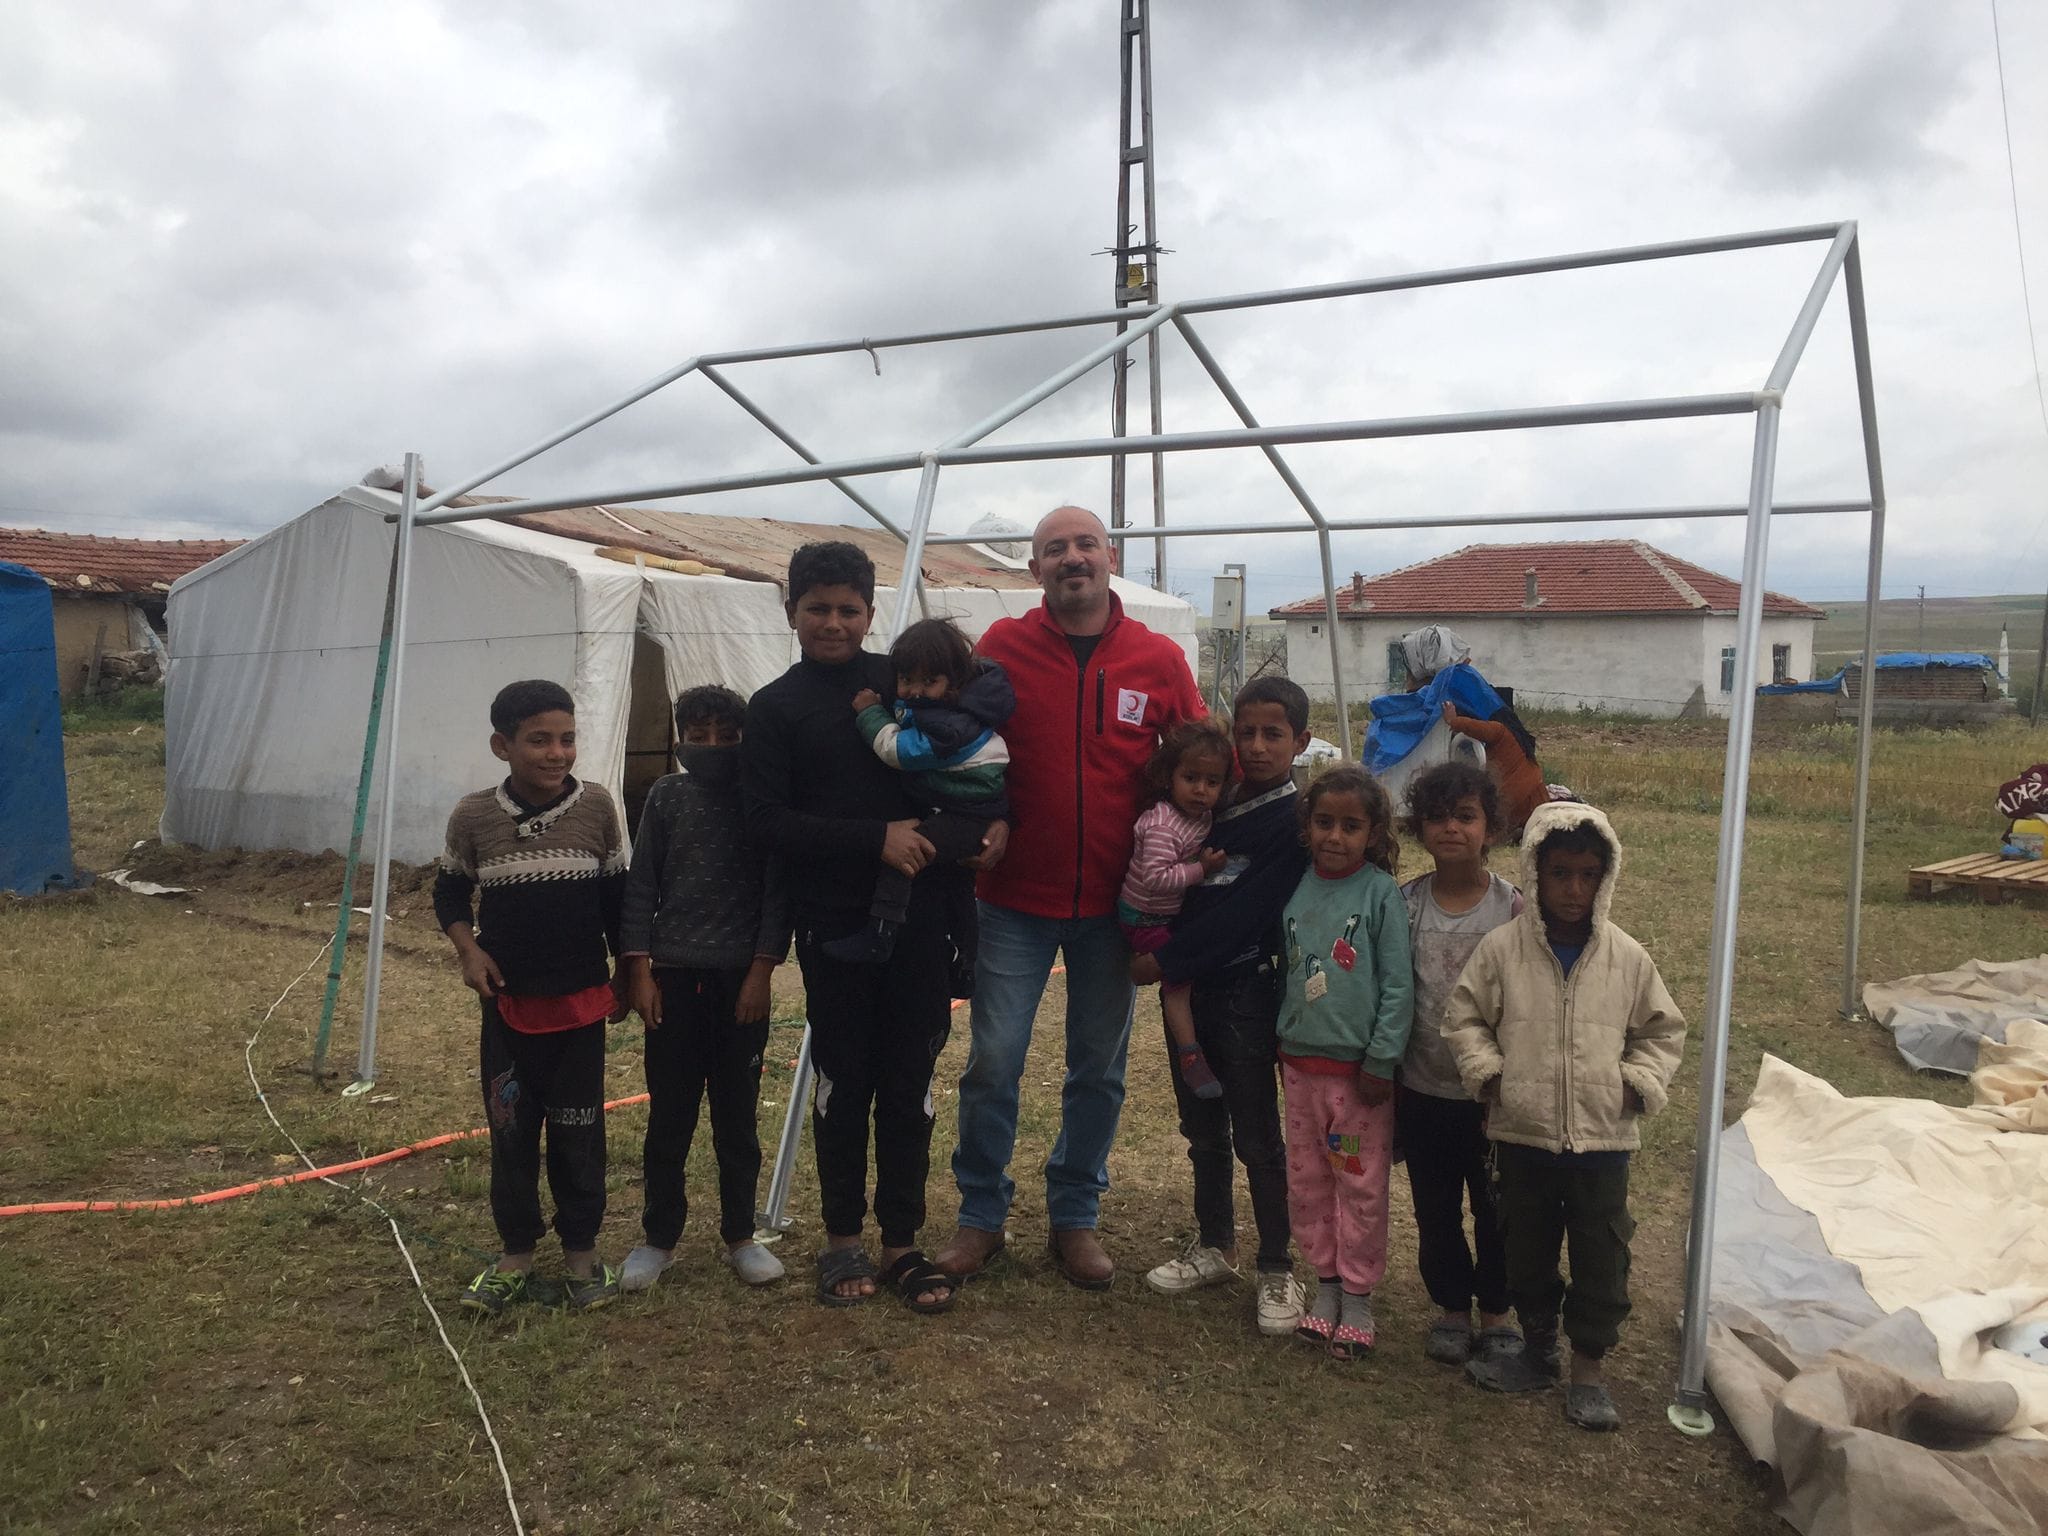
top-left (162, 483), bottom-right (1197, 863)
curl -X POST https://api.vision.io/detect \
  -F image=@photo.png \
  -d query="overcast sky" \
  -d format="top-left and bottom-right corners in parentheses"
top-left (4, 0), bottom-right (2044, 614)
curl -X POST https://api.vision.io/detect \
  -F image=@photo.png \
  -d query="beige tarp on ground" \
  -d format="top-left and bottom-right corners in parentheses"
top-left (1865, 955), bottom-right (2048, 1075)
top-left (1705, 1024), bottom-right (2048, 1536)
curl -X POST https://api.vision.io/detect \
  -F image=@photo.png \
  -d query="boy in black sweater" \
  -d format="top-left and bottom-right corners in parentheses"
top-left (436, 679), bottom-right (627, 1315)
top-left (1130, 677), bottom-right (1313, 1336)
top-left (741, 542), bottom-right (962, 1315)
top-left (618, 684), bottom-right (790, 1292)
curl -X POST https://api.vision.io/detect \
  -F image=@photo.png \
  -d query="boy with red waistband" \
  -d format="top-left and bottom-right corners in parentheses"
top-left (436, 679), bottom-right (628, 1315)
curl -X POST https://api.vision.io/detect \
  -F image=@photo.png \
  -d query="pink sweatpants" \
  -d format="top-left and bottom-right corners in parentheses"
top-left (1282, 1062), bottom-right (1396, 1294)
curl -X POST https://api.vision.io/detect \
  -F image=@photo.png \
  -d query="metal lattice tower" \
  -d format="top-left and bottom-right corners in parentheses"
top-left (1108, 0), bottom-right (1167, 591)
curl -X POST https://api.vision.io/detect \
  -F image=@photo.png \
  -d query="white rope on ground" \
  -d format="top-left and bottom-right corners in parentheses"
top-left (245, 939), bottom-right (526, 1536)
top-left (383, 1214), bottom-right (527, 1536)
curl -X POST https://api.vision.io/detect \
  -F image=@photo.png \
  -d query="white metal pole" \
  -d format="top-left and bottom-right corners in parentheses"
top-left (1669, 403), bottom-right (1781, 1434)
top-left (1839, 242), bottom-right (1888, 1019)
top-left (921, 500), bottom-right (1866, 547)
top-left (1315, 530), bottom-right (1352, 757)
top-left (401, 219), bottom-right (1847, 524)
top-left (941, 305), bottom-right (1180, 454)
top-left (1171, 313), bottom-right (1354, 752)
top-left (756, 1025), bottom-right (812, 1236)
top-left (697, 363), bottom-right (929, 621)
top-left (414, 391), bottom-right (1761, 526)
top-left (883, 456), bottom-right (944, 643)
top-left (696, 364), bottom-right (913, 541)
top-left (347, 453), bottom-right (421, 1096)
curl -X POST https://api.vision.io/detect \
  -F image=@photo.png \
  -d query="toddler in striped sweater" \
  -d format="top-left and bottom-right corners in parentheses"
top-left (1119, 719), bottom-right (1236, 1098)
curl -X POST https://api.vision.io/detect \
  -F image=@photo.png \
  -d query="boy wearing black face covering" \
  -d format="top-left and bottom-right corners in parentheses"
top-left (618, 684), bottom-right (792, 1291)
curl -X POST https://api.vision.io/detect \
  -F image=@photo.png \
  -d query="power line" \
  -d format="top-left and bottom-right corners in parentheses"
top-left (1991, 0), bottom-right (2048, 557)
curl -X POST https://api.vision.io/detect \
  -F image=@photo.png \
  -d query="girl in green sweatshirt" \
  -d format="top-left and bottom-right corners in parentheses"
top-left (1278, 765), bottom-right (1414, 1358)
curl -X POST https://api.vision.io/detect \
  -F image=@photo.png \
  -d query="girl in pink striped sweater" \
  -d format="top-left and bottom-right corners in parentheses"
top-left (1119, 720), bottom-right (1236, 1098)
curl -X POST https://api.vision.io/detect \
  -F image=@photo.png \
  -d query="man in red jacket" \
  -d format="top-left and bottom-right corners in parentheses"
top-left (934, 505), bottom-right (1205, 1289)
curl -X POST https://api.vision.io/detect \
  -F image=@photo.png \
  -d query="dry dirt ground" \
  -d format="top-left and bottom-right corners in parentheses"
top-left (4, 714), bottom-right (2044, 1533)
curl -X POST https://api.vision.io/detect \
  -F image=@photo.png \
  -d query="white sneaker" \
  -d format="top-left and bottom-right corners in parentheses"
top-left (722, 1240), bottom-right (786, 1286)
top-left (1144, 1241), bottom-right (1238, 1295)
top-left (619, 1244), bottom-right (675, 1293)
top-left (1257, 1270), bottom-right (1304, 1336)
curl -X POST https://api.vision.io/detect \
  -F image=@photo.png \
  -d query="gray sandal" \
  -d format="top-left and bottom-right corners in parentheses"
top-left (1471, 1325), bottom-right (1524, 1365)
top-left (1565, 1382), bottom-right (1621, 1431)
top-left (814, 1246), bottom-right (877, 1307)
top-left (1424, 1317), bottom-right (1474, 1364)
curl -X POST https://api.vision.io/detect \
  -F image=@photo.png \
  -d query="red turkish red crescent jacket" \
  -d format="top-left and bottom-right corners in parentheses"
top-left (975, 593), bottom-right (1206, 919)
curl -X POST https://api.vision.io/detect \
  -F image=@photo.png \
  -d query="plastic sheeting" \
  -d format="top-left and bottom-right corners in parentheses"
top-left (163, 493), bottom-right (638, 864)
top-left (1865, 652), bottom-right (1998, 671)
top-left (1359, 660), bottom-right (1499, 806)
top-left (0, 562), bottom-right (81, 893)
top-left (163, 488), bottom-right (1198, 863)
top-left (1706, 1043), bottom-right (2048, 1535)
top-left (1365, 661), bottom-right (1507, 774)
top-left (1866, 957), bottom-right (2048, 1075)
top-left (1758, 675), bottom-right (1845, 695)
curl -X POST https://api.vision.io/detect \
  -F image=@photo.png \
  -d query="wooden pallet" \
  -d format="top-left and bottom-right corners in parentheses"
top-left (1906, 853), bottom-right (2048, 903)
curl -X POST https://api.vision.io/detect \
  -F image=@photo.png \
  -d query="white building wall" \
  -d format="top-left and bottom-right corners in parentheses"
top-left (1694, 615), bottom-right (1820, 705)
top-left (1280, 611), bottom-right (1818, 718)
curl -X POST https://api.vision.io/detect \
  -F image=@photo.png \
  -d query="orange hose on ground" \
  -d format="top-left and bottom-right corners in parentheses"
top-left (0, 1093), bottom-right (653, 1217)
top-left (2, 963), bottom-right (1071, 1219)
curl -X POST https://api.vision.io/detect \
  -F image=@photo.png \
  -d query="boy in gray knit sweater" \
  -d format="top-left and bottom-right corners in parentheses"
top-left (618, 685), bottom-right (791, 1289)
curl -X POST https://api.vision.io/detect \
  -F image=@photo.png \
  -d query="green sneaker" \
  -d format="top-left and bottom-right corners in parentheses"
top-left (562, 1263), bottom-right (621, 1313)
top-left (460, 1266), bottom-right (530, 1316)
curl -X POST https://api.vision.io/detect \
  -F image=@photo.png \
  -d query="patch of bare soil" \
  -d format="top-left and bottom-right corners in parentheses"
top-left (119, 841), bottom-right (445, 932)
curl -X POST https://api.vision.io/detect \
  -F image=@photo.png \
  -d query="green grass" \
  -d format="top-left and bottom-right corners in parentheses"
top-left (4, 713), bottom-right (2043, 1532)
top-left (59, 686), bottom-right (165, 734)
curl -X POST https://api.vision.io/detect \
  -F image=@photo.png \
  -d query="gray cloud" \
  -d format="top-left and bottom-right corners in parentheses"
top-left (0, 0), bottom-right (2041, 616)
top-left (1666, 1), bottom-right (1977, 195)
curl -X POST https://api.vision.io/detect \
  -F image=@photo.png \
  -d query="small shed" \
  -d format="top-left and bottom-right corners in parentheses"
top-left (0, 562), bottom-right (83, 894)
top-left (1840, 652), bottom-right (2011, 725)
top-left (0, 528), bottom-right (242, 699)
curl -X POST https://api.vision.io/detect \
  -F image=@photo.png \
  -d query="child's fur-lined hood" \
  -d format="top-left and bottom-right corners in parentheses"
top-left (1517, 799), bottom-right (1621, 935)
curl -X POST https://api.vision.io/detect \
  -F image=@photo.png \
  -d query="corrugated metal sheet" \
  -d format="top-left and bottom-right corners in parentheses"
top-left (442, 495), bottom-right (1036, 590)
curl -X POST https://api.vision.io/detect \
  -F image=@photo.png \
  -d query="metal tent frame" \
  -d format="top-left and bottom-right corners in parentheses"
top-left (340, 220), bottom-right (1886, 1435)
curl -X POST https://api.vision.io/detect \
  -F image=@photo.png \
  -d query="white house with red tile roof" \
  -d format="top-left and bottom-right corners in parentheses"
top-left (1267, 539), bottom-right (1824, 718)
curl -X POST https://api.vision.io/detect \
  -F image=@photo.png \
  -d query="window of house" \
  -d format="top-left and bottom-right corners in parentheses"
top-left (1720, 646), bottom-right (1736, 693)
top-left (1772, 643), bottom-right (1791, 684)
top-left (1387, 641), bottom-right (1409, 690)
top-left (1309, 623), bottom-right (1320, 636)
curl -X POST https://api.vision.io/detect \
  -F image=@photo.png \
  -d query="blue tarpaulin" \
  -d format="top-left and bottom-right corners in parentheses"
top-left (1367, 661), bottom-right (1507, 775)
top-left (1757, 674), bottom-right (1844, 695)
top-left (0, 561), bottom-right (81, 894)
top-left (1863, 652), bottom-right (1997, 672)
top-left (1758, 652), bottom-right (1999, 696)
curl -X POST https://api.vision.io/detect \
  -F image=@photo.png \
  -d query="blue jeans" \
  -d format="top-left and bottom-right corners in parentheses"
top-left (952, 902), bottom-right (1136, 1232)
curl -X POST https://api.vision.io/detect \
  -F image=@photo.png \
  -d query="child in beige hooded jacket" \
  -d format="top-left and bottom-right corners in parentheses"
top-left (1443, 800), bottom-right (1685, 1430)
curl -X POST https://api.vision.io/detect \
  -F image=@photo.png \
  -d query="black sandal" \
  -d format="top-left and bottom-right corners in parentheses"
top-left (815, 1246), bottom-right (877, 1307)
top-left (880, 1250), bottom-right (958, 1315)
